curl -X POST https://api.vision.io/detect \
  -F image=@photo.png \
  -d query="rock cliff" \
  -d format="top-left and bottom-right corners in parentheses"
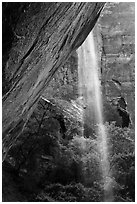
top-left (2, 2), bottom-right (105, 159)
top-left (95, 2), bottom-right (135, 124)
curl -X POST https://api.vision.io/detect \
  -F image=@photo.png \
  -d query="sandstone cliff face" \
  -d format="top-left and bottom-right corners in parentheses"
top-left (2, 2), bottom-right (105, 158)
top-left (95, 2), bottom-right (135, 124)
top-left (43, 51), bottom-right (78, 101)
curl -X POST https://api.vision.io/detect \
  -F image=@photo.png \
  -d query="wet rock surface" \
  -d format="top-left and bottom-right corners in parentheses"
top-left (2, 3), bottom-right (135, 202)
top-left (2, 2), bottom-right (104, 157)
top-left (96, 2), bottom-right (135, 125)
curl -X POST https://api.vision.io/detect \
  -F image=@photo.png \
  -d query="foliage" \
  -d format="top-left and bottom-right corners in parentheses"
top-left (105, 122), bottom-right (134, 156)
top-left (5, 109), bottom-right (135, 202)
top-left (35, 182), bottom-right (103, 202)
top-left (104, 123), bottom-right (135, 200)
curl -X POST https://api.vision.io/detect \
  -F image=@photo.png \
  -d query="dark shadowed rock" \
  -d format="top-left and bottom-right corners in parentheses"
top-left (2, 2), bottom-right (105, 159)
top-left (96, 2), bottom-right (135, 125)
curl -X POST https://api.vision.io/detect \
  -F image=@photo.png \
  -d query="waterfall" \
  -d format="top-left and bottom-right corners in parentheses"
top-left (77, 31), bottom-right (113, 202)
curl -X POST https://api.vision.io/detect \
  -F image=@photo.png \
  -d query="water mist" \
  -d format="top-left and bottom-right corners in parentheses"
top-left (77, 31), bottom-right (113, 202)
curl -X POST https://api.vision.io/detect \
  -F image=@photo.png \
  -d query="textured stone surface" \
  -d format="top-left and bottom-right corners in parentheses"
top-left (43, 51), bottom-right (78, 100)
top-left (95, 2), bottom-right (135, 125)
top-left (2, 2), bottom-right (105, 158)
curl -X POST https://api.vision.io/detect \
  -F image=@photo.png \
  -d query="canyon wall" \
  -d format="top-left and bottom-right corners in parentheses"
top-left (96, 2), bottom-right (135, 125)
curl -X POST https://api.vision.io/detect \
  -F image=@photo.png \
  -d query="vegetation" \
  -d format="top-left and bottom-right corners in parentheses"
top-left (2, 3), bottom-right (134, 202)
top-left (2, 48), bottom-right (134, 202)
top-left (4, 106), bottom-right (134, 201)
top-left (3, 50), bottom-right (134, 202)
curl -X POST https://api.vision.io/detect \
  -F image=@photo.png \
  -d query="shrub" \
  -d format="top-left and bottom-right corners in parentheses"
top-left (35, 182), bottom-right (103, 202)
top-left (5, 111), bottom-right (135, 201)
top-left (104, 123), bottom-right (135, 201)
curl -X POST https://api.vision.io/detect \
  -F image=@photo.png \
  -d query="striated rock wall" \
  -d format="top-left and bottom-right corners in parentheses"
top-left (95, 2), bottom-right (135, 125)
top-left (2, 2), bottom-right (105, 159)
top-left (43, 51), bottom-right (78, 101)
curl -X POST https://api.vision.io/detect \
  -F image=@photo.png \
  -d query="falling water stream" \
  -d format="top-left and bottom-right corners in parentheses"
top-left (77, 31), bottom-right (113, 202)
